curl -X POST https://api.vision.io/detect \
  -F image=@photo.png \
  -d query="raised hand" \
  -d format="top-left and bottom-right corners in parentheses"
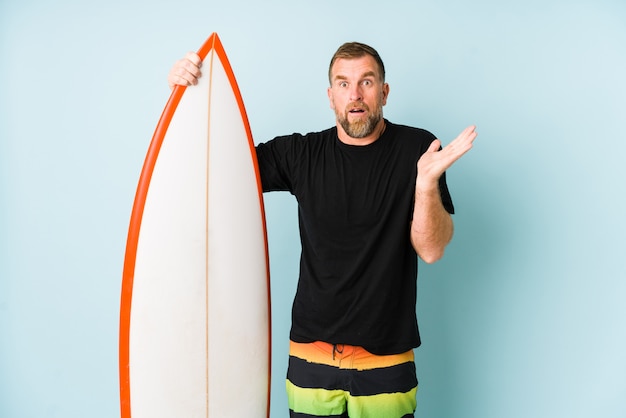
top-left (416, 125), bottom-right (477, 190)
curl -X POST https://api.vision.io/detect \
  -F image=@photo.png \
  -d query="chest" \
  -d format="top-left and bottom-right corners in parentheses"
top-left (297, 144), bottom-right (417, 228)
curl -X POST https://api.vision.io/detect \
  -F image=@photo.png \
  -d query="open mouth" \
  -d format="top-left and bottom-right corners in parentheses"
top-left (347, 102), bottom-right (368, 115)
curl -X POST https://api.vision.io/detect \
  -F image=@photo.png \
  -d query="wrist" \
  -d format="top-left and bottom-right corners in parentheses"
top-left (414, 178), bottom-right (439, 195)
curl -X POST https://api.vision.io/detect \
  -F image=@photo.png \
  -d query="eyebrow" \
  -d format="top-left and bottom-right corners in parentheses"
top-left (333, 71), bottom-right (378, 82)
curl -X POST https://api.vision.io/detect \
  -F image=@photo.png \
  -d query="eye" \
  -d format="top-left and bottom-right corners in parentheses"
top-left (339, 81), bottom-right (348, 88)
top-left (362, 79), bottom-right (372, 87)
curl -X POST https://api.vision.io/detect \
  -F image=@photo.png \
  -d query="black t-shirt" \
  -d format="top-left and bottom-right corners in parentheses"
top-left (255, 120), bottom-right (454, 354)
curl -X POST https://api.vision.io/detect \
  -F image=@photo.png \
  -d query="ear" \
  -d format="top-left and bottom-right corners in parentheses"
top-left (381, 83), bottom-right (390, 106)
top-left (327, 86), bottom-right (335, 110)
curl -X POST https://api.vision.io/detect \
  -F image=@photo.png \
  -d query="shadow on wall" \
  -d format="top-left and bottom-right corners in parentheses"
top-left (415, 150), bottom-right (527, 415)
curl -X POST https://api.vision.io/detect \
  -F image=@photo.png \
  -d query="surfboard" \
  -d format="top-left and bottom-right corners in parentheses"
top-left (119, 33), bottom-right (271, 418)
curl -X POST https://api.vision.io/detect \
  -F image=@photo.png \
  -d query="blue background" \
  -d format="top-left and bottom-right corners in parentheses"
top-left (1, 0), bottom-right (625, 417)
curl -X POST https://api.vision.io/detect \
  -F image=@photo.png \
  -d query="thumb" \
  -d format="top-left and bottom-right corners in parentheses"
top-left (427, 139), bottom-right (441, 153)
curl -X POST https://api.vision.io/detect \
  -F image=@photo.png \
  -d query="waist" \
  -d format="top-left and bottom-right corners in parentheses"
top-left (289, 340), bottom-right (414, 371)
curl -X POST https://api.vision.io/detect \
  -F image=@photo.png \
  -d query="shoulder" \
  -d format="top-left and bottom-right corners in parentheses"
top-left (384, 121), bottom-right (437, 154)
top-left (261, 126), bottom-right (336, 146)
top-left (257, 127), bottom-right (337, 157)
top-left (387, 121), bottom-right (436, 142)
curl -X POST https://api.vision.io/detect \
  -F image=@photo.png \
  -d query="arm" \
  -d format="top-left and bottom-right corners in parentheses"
top-left (167, 51), bottom-right (203, 89)
top-left (410, 125), bottom-right (477, 263)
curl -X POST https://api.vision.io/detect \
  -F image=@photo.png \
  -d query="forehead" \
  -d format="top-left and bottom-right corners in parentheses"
top-left (330, 55), bottom-right (382, 80)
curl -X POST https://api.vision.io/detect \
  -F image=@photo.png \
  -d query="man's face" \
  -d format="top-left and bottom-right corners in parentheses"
top-left (327, 55), bottom-right (389, 141)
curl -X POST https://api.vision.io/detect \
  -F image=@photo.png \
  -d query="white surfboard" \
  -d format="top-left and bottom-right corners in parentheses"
top-left (120, 33), bottom-right (271, 418)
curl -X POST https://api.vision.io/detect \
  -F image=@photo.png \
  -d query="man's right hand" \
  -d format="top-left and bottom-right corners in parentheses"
top-left (167, 52), bottom-right (203, 90)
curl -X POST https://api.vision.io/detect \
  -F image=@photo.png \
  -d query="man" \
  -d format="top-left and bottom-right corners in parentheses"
top-left (168, 41), bottom-right (476, 418)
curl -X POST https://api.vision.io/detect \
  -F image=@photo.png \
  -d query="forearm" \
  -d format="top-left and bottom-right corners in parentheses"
top-left (408, 126), bottom-right (476, 262)
top-left (410, 183), bottom-right (454, 264)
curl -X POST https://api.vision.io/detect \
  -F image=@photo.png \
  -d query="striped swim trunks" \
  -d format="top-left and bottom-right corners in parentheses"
top-left (286, 340), bottom-right (417, 418)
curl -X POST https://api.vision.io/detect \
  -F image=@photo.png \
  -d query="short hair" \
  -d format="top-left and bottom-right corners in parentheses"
top-left (328, 42), bottom-right (386, 85)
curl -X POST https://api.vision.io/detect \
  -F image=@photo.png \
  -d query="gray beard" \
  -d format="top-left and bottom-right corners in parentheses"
top-left (337, 110), bottom-right (382, 139)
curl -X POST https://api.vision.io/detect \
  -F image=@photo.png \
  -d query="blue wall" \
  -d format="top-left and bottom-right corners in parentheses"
top-left (1, 0), bottom-right (625, 417)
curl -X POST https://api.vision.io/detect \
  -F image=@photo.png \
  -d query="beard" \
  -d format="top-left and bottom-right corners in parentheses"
top-left (336, 101), bottom-right (383, 139)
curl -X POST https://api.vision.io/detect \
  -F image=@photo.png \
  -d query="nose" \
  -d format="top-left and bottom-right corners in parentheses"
top-left (349, 84), bottom-right (363, 102)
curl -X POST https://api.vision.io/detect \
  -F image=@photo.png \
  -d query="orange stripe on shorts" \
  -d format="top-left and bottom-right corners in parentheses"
top-left (289, 340), bottom-right (414, 371)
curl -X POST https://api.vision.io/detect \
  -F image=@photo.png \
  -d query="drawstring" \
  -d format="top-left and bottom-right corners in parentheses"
top-left (332, 344), bottom-right (344, 360)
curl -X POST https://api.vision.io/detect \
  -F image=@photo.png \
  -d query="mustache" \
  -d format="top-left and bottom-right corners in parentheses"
top-left (346, 101), bottom-right (370, 112)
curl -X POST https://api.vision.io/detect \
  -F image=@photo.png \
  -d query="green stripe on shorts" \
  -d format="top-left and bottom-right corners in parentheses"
top-left (287, 379), bottom-right (347, 416)
top-left (287, 379), bottom-right (416, 418)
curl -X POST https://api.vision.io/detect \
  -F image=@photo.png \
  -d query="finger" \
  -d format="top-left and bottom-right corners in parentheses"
top-left (167, 57), bottom-right (203, 89)
top-left (462, 125), bottom-right (476, 136)
top-left (168, 70), bottom-right (195, 89)
top-left (448, 125), bottom-right (477, 152)
top-left (168, 74), bottom-right (194, 89)
top-left (182, 51), bottom-right (202, 68)
top-left (443, 126), bottom-right (476, 161)
top-left (184, 51), bottom-right (202, 68)
top-left (179, 67), bottom-right (201, 84)
top-left (427, 139), bottom-right (441, 153)
top-left (458, 125), bottom-right (477, 144)
top-left (449, 125), bottom-right (474, 144)
top-left (461, 126), bottom-right (477, 150)
top-left (180, 56), bottom-right (203, 79)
